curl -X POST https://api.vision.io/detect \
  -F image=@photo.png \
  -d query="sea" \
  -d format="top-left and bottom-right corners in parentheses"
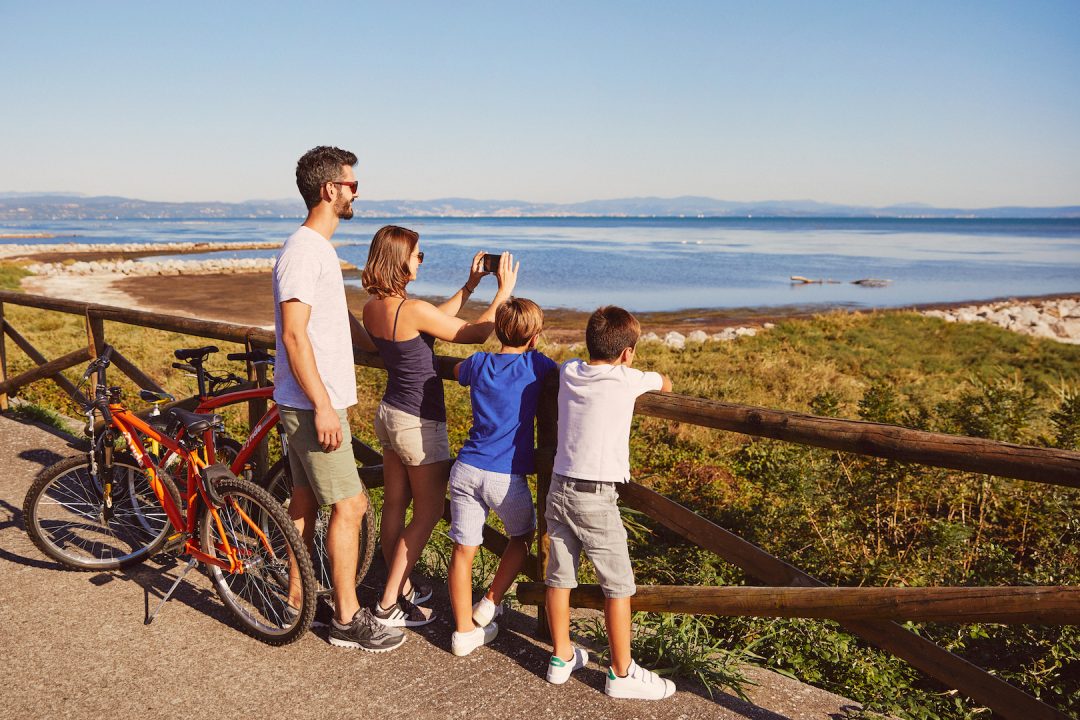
top-left (3, 217), bottom-right (1080, 312)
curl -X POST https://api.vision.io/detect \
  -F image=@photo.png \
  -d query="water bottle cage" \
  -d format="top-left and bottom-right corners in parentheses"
top-left (201, 463), bottom-right (236, 508)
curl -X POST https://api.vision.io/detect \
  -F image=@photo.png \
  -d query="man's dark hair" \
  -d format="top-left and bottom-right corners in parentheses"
top-left (296, 146), bottom-right (358, 210)
top-left (585, 305), bottom-right (641, 361)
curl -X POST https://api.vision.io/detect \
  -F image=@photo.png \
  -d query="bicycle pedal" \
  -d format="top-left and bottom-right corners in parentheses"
top-left (162, 532), bottom-right (188, 555)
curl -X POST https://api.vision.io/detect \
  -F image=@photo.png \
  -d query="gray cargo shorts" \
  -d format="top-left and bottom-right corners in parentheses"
top-left (544, 472), bottom-right (635, 599)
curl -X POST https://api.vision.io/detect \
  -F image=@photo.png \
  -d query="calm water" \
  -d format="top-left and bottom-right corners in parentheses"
top-left (4, 217), bottom-right (1080, 311)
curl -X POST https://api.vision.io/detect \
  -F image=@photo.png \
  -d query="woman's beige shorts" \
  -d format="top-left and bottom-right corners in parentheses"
top-left (373, 401), bottom-right (451, 467)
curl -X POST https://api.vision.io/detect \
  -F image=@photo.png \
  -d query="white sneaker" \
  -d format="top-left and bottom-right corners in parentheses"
top-left (605, 660), bottom-right (676, 700)
top-left (451, 622), bottom-right (499, 656)
top-left (472, 597), bottom-right (504, 627)
top-left (546, 646), bottom-right (588, 684)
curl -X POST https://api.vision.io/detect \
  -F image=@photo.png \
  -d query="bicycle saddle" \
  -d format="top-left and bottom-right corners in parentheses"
top-left (174, 346), bottom-right (219, 362)
top-left (166, 407), bottom-right (221, 435)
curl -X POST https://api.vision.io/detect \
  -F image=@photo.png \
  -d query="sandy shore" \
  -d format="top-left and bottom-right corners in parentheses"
top-left (8, 244), bottom-right (1080, 342)
top-left (13, 267), bottom-right (1078, 345)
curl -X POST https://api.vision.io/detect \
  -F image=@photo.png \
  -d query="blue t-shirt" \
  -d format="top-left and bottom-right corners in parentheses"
top-left (456, 350), bottom-right (558, 474)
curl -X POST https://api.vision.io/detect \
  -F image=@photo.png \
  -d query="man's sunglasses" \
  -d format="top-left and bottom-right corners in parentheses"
top-left (331, 180), bottom-right (358, 193)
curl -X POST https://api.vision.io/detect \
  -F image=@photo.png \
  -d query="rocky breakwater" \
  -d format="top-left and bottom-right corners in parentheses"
top-left (0, 240), bottom-right (284, 260)
top-left (26, 257), bottom-right (276, 277)
top-left (640, 324), bottom-right (776, 350)
top-left (922, 297), bottom-right (1080, 344)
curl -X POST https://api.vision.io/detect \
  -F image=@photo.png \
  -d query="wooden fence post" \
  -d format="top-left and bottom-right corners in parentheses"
top-left (0, 301), bottom-right (8, 411)
top-left (87, 309), bottom-right (106, 358)
top-left (533, 371), bottom-right (559, 639)
top-left (247, 342), bottom-right (269, 479)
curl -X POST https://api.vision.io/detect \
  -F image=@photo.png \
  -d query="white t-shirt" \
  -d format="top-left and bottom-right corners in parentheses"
top-left (272, 226), bottom-right (358, 410)
top-left (553, 359), bottom-right (664, 483)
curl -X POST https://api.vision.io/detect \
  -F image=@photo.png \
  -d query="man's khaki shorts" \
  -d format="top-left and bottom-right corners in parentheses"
top-left (278, 405), bottom-right (362, 506)
top-left (373, 401), bottom-right (451, 467)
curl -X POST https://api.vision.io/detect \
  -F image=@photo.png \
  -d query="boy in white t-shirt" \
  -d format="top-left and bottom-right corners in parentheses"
top-left (544, 306), bottom-right (675, 700)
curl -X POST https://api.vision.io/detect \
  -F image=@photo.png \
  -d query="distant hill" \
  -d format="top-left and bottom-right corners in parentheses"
top-left (1, 193), bottom-right (1078, 220)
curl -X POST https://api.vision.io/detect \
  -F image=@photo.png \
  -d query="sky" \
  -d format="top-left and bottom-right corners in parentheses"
top-left (1, 2), bottom-right (1078, 208)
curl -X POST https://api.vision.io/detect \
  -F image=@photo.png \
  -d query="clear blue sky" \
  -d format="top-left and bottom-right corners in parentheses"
top-left (2, 1), bottom-right (1078, 207)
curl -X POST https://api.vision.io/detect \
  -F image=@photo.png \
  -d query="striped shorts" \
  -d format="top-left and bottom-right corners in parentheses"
top-left (448, 460), bottom-right (536, 547)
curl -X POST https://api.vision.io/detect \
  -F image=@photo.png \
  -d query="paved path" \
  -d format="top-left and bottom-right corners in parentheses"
top-left (0, 412), bottom-right (862, 720)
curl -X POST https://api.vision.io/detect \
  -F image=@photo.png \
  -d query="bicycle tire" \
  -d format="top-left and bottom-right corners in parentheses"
top-left (23, 453), bottom-right (181, 571)
top-left (199, 477), bottom-right (316, 645)
top-left (261, 453), bottom-right (377, 597)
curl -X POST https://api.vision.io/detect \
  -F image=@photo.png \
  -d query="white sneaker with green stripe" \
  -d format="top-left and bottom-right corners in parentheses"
top-left (604, 660), bottom-right (676, 700)
top-left (546, 646), bottom-right (588, 684)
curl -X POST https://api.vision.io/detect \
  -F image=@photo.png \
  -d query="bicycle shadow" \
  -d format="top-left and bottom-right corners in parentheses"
top-left (17, 448), bottom-right (68, 469)
top-left (0, 497), bottom-right (71, 571)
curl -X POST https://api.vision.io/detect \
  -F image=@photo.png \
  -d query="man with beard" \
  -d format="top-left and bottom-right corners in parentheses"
top-left (274, 146), bottom-right (404, 652)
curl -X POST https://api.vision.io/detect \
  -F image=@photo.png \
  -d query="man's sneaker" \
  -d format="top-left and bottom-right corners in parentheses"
top-left (451, 622), bottom-right (499, 656)
top-left (546, 646), bottom-right (588, 684)
top-left (604, 661), bottom-right (676, 700)
top-left (472, 597), bottom-right (504, 627)
top-left (373, 596), bottom-right (436, 627)
top-left (402, 576), bottom-right (433, 605)
top-left (329, 608), bottom-right (405, 653)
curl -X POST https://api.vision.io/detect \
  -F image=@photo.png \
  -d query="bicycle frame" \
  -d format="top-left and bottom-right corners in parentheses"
top-left (105, 405), bottom-right (274, 574)
top-left (192, 385), bottom-right (280, 476)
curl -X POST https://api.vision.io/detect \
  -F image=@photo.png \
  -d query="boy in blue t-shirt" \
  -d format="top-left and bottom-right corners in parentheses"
top-left (448, 297), bottom-right (557, 656)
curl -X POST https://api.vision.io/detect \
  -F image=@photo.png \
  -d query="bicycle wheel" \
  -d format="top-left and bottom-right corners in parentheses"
top-left (262, 452), bottom-right (377, 596)
top-left (199, 477), bottom-right (316, 645)
top-left (24, 453), bottom-right (181, 570)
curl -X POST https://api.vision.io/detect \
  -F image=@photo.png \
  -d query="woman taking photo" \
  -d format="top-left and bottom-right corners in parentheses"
top-left (361, 225), bottom-right (517, 627)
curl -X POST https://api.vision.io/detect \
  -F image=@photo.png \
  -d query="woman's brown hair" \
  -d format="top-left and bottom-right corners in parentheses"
top-left (361, 225), bottom-right (419, 298)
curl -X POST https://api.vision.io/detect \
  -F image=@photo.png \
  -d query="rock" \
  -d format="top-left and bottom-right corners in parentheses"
top-left (640, 332), bottom-right (660, 343)
top-left (1030, 321), bottom-right (1058, 339)
top-left (663, 331), bottom-right (685, 350)
top-left (734, 327), bottom-right (757, 337)
top-left (763, 322), bottom-right (776, 329)
top-left (687, 330), bottom-right (708, 343)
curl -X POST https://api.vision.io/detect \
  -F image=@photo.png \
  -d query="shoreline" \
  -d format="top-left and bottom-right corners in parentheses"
top-left (14, 267), bottom-right (1080, 343)
top-left (8, 240), bottom-right (1080, 341)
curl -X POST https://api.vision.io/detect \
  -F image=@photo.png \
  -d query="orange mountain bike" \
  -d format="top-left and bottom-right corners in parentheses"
top-left (169, 345), bottom-right (379, 597)
top-left (22, 345), bottom-right (317, 645)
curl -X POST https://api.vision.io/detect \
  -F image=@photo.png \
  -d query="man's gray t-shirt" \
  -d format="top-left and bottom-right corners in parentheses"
top-left (272, 226), bottom-right (358, 410)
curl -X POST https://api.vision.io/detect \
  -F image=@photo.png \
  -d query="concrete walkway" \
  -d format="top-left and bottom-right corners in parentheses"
top-left (0, 412), bottom-right (863, 720)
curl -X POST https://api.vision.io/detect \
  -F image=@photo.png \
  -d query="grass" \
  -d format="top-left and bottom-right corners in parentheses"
top-left (0, 261), bottom-right (31, 291)
top-left (2, 299), bottom-right (1079, 717)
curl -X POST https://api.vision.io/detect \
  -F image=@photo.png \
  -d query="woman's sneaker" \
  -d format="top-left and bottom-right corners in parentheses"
top-left (329, 608), bottom-right (405, 653)
top-left (451, 622), bottom-right (499, 656)
top-left (402, 576), bottom-right (433, 605)
top-left (373, 596), bottom-right (437, 627)
top-left (546, 646), bottom-right (588, 684)
top-left (471, 597), bottom-right (504, 627)
top-left (604, 661), bottom-right (676, 700)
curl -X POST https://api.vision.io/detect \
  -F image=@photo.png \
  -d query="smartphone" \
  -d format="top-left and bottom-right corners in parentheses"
top-left (482, 253), bottom-right (501, 273)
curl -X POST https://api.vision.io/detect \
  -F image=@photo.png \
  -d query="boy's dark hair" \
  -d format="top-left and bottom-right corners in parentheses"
top-left (585, 305), bottom-right (641, 361)
top-left (296, 146), bottom-right (358, 210)
top-left (495, 297), bottom-right (544, 347)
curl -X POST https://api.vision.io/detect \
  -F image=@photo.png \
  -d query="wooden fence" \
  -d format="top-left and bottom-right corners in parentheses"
top-left (1, 289), bottom-right (1077, 720)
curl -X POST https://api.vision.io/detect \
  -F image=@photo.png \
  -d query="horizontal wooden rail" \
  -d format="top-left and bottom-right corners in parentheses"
top-left (515, 584), bottom-right (1080, 624)
top-left (635, 394), bottom-right (1080, 489)
top-left (3, 291), bottom-right (1074, 488)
